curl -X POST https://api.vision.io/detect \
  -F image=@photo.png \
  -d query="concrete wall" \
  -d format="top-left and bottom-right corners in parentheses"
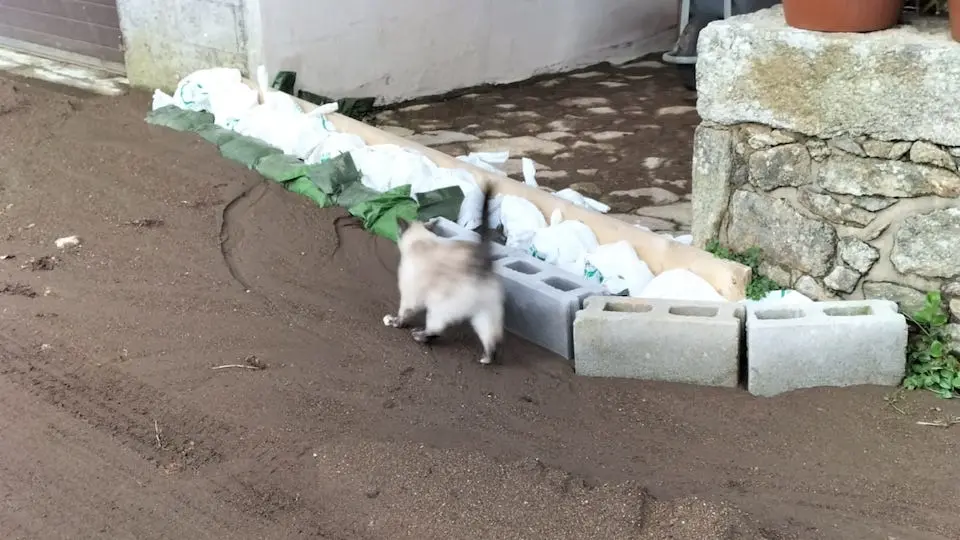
top-left (257, 0), bottom-right (678, 103)
top-left (117, 0), bottom-right (259, 92)
top-left (119, 0), bottom-right (677, 100)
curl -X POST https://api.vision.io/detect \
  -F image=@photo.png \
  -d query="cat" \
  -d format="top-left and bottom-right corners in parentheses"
top-left (382, 184), bottom-right (504, 365)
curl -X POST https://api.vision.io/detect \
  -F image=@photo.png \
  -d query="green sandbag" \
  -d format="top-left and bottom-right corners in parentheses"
top-left (416, 185), bottom-right (465, 222)
top-left (348, 185), bottom-right (419, 242)
top-left (305, 152), bottom-right (363, 195)
top-left (285, 177), bottom-right (333, 208)
top-left (255, 154), bottom-right (311, 183)
top-left (219, 135), bottom-right (282, 169)
top-left (195, 124), bottom-right (236, 146)
top-left (271, 71), bottom-right (297, 94)
top-left (145, 106), bottom-right (214, 132)
top-left (297, 90), bottom-right (376, 121)
top-left (336, 181), bottom-right (381, 209)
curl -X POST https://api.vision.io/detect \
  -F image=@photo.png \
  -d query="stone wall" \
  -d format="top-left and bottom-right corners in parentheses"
top-left (692, 6), bottom-right (960, 319)
top-left (694, 123), bottom-right (960, 318)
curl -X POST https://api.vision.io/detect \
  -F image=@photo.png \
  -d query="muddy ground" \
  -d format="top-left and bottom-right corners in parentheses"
top-left (0, 74), bottom-right (958, 540)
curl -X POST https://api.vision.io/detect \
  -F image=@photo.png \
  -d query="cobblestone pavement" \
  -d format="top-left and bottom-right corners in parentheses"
top-left (371, 55), bottom-right (698, 235)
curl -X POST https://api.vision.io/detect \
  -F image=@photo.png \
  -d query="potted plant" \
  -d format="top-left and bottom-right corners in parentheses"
top-left (782, 0), bottom-right (904, 33)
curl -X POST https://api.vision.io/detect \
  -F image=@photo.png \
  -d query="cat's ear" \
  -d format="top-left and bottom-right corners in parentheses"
top-left (422, 217), bottom-right (440, 233)
top-left (396, 217), bottom-right (412, 235)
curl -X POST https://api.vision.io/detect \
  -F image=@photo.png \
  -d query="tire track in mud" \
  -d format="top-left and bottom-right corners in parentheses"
top-left (0, 328), bottom-right (352, 534)
top-left (218, 178), bottom-right (268, 292)
top-left (0, 329), bottom-right (230, 469)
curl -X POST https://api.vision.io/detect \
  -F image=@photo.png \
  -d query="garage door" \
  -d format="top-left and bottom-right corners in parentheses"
top-left (0, 0), bottom-right (124, 68)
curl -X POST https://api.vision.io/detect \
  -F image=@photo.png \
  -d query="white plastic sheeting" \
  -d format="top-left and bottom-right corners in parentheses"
top-left (153, 66), bottom-right (811, 306)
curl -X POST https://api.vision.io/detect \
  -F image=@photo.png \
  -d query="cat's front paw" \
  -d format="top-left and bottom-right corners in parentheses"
top-left (383, 314), bottom-right (400, 327)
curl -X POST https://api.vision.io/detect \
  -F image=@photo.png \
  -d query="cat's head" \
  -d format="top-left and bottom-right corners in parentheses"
top-left (396, 217), bottom-right (440, 248)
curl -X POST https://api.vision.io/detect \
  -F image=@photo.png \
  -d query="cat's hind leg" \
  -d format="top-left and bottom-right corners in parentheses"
top-left (470, 308), bottom-right (503, 365)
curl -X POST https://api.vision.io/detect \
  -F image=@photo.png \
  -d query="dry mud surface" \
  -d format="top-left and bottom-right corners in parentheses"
top-left (0, 74), bottom-right (958, 540)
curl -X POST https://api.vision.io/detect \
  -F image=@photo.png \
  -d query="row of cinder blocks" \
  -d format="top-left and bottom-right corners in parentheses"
top-left (429, 217), bottom-right (606, 360)
top-left (573, 296), bottom-right (908, 397)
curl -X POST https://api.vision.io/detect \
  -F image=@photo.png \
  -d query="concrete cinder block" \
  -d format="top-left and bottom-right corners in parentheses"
top-left (573, 297), bottom-right (743, 387)
top-left (746, 299), bottom-right (908, 397)
top-left (430, 217), bottom-right (481, 242)
top-left (430, 217), bottom-right (524, 259)
top-left (429, 218), bottom-right (608, 359)
top-left (496, 256), bottom-right (607, 360)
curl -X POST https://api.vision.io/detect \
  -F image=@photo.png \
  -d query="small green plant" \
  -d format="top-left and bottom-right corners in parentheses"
top-left (704, 239), bottom-right (782, 300)
top-left (903, 291), bottom-right (960, 399)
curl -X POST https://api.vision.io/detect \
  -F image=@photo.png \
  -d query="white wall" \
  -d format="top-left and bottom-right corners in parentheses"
top-left (257, 0), bottom-right (678, 103)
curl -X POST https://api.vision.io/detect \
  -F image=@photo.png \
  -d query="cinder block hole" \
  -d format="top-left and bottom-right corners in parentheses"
top-left (506, 260), bottom-right (541, 275)
top-left (543, 277), bottom-right (578, 292)
top-left (824, 305), bottom-right (873, 317)
top-left (754, 308), bottom-right (805, 320)
top-left (668, 305), bottom-right (719, 317)
top-left (603, 302), bottom-right (653, 313)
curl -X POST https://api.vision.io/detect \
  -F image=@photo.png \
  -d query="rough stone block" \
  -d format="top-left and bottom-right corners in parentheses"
top-left (573, 297), bottom-right (742, 387)
top-left (725, 190), bottom-right (837, 278)
top-left (430, 218), bottom-right (607, 359)
top-left (697, 6), bottom-right (960, 147)
top-left (691, 125), bottom-right (737, 248)
top-left (746, 300), bottom-right (907, 397)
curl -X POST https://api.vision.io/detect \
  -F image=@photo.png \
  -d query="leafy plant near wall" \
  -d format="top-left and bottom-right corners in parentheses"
top-left (705, 240), bottom-right (782, 301)
top-left (903, 291), bottom-right (960, 399)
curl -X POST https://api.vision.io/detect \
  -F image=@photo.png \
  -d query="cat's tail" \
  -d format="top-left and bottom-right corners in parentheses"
top-left (476, 182), bottom-right (497, 274)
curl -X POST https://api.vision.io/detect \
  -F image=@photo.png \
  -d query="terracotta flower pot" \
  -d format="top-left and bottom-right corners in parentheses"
top-left (950, 0), bottom-right (960, 41)
top-left (782, 0), bottom-right (904, 33)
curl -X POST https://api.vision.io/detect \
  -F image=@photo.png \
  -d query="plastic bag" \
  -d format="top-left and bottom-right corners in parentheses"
top-left (671, 234), bottom-right (693, 245)
top-left (638, 269), bottom-right (725, 302)
top-left (152, 90), bottom-right (176, 111)
top-left (531, 209), bottom-right (599, 276)
top-left (551, 188), bottom-right (610, 214)
top-left (499, 195), bottom-right (546, 251)
top-left (522, 157), bottom-right (538, 186)
top-left (584, 241), bottom-right (655, 295)
top-left (457, 151), bottom-right (509, 175)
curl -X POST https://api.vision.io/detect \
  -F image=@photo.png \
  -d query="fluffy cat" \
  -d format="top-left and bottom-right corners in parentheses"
top-left (383, 185), bottom-right (505, 365)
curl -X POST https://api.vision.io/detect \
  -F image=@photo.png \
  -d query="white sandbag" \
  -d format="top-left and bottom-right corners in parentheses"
top-left (172, 67), bottom-right (259, 129)
top-left (585, 240), bottom-right (655, 295)
top-left (266, 104), bottom-right (340, 160)
top-left (551, 187), bottom-right (611, 214)
top-left (305, 132), bottom-right (368, 164)
top-left (349, 144), bottom-right (436, 193)
top-left (531, 209), bottom-right (599, 276)
top-left (500, 195), bottom-right (547, 251)
top-left (638, 268), bottom-right (725, 302)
